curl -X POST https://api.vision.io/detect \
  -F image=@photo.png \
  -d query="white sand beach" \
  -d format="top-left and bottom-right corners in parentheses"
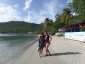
top-left (7, 36), bottom-right (85, 64)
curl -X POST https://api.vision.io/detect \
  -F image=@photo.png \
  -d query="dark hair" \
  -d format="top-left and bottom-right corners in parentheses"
top-left (44, 32), bottom-right (47, 34)
top-left (41, 32), bottom-right (44, 35)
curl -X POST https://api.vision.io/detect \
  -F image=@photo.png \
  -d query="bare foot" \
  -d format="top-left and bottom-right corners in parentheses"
top-left (40, 55), bottom-right (42, 58)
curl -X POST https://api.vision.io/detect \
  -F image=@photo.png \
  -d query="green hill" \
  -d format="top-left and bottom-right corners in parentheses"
top-left (0, 21), bottom-right (41, 33)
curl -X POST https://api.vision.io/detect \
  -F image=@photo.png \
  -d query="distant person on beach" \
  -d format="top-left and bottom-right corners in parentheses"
top-left (38, 32), bottom-right (45, 58)
top-left (44, 32), bottom-right (52, 56)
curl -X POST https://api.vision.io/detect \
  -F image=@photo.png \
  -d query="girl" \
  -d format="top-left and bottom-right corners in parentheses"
top-left (44, 32), bottom-right (52, 56)
top-left (38, 32), bottom-right (45, 58)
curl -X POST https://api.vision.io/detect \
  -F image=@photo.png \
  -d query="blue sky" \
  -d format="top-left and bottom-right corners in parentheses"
top-left (0, 0), bottom-right (72, 24)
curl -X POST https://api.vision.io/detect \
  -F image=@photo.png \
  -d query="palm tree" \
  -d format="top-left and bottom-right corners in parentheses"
top-left (44, 18), bottom-right (53, 28)
top-left (44, 18), bottom-right (53, 32)
top-left (61, 8), bottom-right (72, 26)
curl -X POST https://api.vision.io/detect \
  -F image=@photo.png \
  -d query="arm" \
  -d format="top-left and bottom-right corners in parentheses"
top-left (47, 35), bottom-right (51, 45)
top-left (49, 34), bottom-right (52, 40)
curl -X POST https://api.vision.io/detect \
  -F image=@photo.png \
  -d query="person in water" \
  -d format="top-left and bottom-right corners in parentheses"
top-left (38, 32), bottom-right (45, 58)
top-left (44, 32), bottom-right (52, 56)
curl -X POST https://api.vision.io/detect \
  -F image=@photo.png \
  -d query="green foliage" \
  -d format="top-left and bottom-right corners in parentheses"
top-left (44, 18), bottom-right (53, 28)
top-left (72, 0), bottom-right (85, 21)
top-left (50, 27), bottom-right (56, 35)
top-left (0, 21), bottom-right (41, 33)
top-left (80, 26), bottom-right (85, 31)
top-left (54, 14), bottom-right (65, 31)
top-left (2, 0), bottom-right (84, 35)
top-left (62, 8), bottom-right (72, 25)
top-left (37, 0), bottom-right (85, 35)
top-left (43, 18), bottom-right (54, 32)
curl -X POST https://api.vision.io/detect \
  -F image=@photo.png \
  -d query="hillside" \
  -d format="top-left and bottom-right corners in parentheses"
top-left (0, 21), bottom-right (41, 33)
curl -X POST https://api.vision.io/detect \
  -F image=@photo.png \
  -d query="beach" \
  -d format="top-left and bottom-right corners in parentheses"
top-left (7, 36), bottom-right (85, 64)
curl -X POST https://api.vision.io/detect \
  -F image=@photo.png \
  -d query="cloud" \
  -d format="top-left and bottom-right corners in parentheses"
top-left (23, 0), bottom-right (32, 11)
top-left (0, 3), bottom-right (21, 22)
top-left (25, 0), bottom-right (67, 24)
top-left (25, 0), bottom-right (56, 23)
top-left (25, 11), bottom-right (32, 22)
top-left (44, 1), bottom-right (56, 16)
top-left (67, 0), bottom-right (73, 3)
top-left (25, 11), bottom-right (46, 24)
top-left (41, 0), bottom-right (65, 19)
top-left (14, 4), bottom-right (19, 9)
top-left (31, 13), bottom-right (45, 23)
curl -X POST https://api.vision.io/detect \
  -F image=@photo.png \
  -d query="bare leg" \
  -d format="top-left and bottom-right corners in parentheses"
top-left (45, 43), bottom-right (51, 56)
top-left (47, 49), bottom-right (51, 55)
top-left (46, 45), bottom-right (51, 55)
top-left (39, 49), bottom-right (43, 58)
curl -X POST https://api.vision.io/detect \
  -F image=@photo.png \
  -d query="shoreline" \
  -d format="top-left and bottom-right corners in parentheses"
top-left (5, 37), bottom-right (39, 64)
top-left (7, 36), bottom-right (85, 64)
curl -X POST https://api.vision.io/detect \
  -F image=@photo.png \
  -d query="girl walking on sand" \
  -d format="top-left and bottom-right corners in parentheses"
top-left (38, 32), bottom-right (45, 58)
top-left (44, 32), bottom-right (52, 56)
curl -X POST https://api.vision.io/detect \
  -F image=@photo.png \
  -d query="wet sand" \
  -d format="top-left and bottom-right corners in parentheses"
top-left (7, 36), bottom-right (85, 64)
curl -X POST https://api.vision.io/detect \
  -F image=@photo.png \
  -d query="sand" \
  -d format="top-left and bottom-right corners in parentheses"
top-left (7, 36), bottom-right (85, 64)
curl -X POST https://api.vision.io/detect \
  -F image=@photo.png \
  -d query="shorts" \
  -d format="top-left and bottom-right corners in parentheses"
top-left (39, 45), bottom-right (44, 49)
top-left (44, 42), bottom-right (50, 48)
top-left (38, 44), bottom-right (44, 52)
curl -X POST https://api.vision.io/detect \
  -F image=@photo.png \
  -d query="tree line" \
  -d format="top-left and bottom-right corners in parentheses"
top-left (0, 21), bottom-right (41, 34)
top-left (0, 0), bottom-right (85, 34)
top-left (37, 0), bottom-right (85, 35)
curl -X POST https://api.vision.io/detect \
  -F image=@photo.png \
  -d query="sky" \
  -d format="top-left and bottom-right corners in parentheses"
top-left (0, 0), bottom-right (72, 24)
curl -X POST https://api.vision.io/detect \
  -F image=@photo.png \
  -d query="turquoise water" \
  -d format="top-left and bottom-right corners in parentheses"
top-left (0, 35), bottom-right (37, 64)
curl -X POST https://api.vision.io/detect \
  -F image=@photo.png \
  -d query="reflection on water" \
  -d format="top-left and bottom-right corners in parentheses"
top-left (0, 35), bottom-right (37, 64)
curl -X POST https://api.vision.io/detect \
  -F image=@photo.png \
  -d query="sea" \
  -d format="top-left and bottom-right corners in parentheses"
top-left (0, 34), bottom-right (38, 64)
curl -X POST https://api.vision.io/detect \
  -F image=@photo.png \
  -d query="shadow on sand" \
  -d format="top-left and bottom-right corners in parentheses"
top-left (44, 52), bottom-right (81, 57)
